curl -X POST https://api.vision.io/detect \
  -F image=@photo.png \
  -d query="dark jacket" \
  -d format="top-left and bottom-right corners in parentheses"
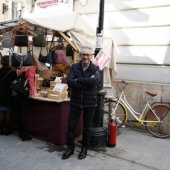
top-left (67, 61), bottom-right (101, 108)
top-left (0, 67), bottom-right (17, 106)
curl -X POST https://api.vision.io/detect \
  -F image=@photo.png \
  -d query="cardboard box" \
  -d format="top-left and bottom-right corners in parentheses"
top-left (36, 79), bottom-right (43, 91)
top-left (48, 90), bottom-right (68, 100)
top-left (40, 91), bottom-right (48, 98)
top-left (50, 81), bottom-right (58, 86)
top-left (50, 81), bottom-right (64, 90)
top-left (47, 94), bottom-right (60, 100)
top-left (53, 83), bottom-right (68, 92)
top-left (50, 85), bottom-right (55, 90)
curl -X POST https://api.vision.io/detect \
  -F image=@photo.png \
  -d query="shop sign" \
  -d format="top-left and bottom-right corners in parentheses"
top-left (35, 0), bottom-right (73, 16)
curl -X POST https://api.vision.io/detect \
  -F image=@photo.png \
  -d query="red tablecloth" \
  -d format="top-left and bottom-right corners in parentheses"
top-left (11, 98), bottom-right (83, 145)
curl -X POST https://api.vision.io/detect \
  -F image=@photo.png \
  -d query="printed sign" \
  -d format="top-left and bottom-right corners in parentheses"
top-left (35, 0), bottom-right (73, 16)
top-left (93, 50), bottom-right (111, 70)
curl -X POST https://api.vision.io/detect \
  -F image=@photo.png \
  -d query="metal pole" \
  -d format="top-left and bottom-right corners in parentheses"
top-left (93, 0), bottom-right (106, 127)
top-left (90, 0), bottom-right (107, 148)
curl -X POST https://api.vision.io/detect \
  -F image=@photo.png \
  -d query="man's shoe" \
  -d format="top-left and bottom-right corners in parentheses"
top-left (78, 148), bottom-right (87, 159)
top-left (62, 149), bottom-right (74, 159)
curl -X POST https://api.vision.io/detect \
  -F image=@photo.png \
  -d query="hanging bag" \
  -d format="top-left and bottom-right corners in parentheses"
top-left (2, 32), bottom-right (14, 48)
top-left (52, 37), bottom-right (67, 64)
top-left (53, 63), bottom-right (69, 73)
top-left (15, 28), bottom-right (28, 47)
top-left (46, 35), bottom-right (55, 65)
top-left (38, 47), bottom-right (48, 63)
top-left (53, 60), bottom-right (72, 74)
top-left (53, 50), bottom-right (67, 64)
top-left (11, 50), bottom-right (33, 68)
top-left (33, 27), bottom-right (46, 47)
top-left (46, 49), bottom-right (55, 65)
top-left (66, 44), bottom-right (73, 57)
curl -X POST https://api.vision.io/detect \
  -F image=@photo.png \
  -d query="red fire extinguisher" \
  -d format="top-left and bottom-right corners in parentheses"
top-left (107, 120), bottom-right (117, 147)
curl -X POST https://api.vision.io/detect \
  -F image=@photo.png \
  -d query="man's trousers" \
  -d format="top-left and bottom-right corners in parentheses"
top-left (66, 106), bottom-right (95, 150)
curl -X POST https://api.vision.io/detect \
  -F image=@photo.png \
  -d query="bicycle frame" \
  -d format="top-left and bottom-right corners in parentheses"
top-left (112, 90), bottom-right (161, 125)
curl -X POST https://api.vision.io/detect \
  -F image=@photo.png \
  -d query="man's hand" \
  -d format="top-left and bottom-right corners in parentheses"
top-left (91, 75), bottom-right (95, 78)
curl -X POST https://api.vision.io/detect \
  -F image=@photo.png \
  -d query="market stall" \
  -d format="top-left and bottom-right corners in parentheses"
top-left (0, 19), bottom-right (83, 144)
top-left (0, 12), bottom-right (116, 144)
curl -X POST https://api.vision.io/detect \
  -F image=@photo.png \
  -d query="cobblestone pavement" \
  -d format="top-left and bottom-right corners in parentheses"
top-left (0, 125), bottom-right (170, 170)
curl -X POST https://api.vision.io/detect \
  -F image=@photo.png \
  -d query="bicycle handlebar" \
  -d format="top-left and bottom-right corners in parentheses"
top-left (121, 80), bottom-right (128, 85)
top-left (117, 80), bottom-right (128, 91)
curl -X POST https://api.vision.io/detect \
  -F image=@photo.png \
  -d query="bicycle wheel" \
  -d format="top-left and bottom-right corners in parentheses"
top-left (104, 100), bottom-right (127, 128)
top-left (145, 104), bottom-right (170, 139)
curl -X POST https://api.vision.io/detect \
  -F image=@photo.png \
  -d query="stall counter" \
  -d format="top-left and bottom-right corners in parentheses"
top-left (11, 97), bottom-right (83, 145)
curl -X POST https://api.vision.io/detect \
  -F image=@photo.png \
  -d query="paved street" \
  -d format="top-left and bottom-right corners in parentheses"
top-left (0, 126), bottom-right (170, 170)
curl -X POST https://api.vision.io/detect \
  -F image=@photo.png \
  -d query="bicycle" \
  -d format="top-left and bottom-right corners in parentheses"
top-left (104, 80), bottom-right (170, 139)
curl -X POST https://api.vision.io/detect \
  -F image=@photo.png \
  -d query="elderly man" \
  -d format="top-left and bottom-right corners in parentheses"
top-left (62, 46), bottom-right (101, 160)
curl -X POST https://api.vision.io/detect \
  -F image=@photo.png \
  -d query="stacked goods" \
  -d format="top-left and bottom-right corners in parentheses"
top-left (47, 90), bottom-right (68, 100)
top-left (50, 81), bottom-right (57, 90)
top-left (39, 91), bottom-right (48, 98)
top-left (47, 83), bottom-right (68, 100)
top-left (36, 74), bottom-right (69, 100)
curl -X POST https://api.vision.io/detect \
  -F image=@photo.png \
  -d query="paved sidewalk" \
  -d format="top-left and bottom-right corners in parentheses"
top-left (0, 126), bottom-right (170, 170)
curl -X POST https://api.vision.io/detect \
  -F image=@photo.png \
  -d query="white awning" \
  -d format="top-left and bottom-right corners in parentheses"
top-left (23, 12), bottom-right (117, 86)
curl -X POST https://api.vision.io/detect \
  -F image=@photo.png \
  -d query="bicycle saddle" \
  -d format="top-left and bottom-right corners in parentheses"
top-left (145, 91), bottom-right (157, 97)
